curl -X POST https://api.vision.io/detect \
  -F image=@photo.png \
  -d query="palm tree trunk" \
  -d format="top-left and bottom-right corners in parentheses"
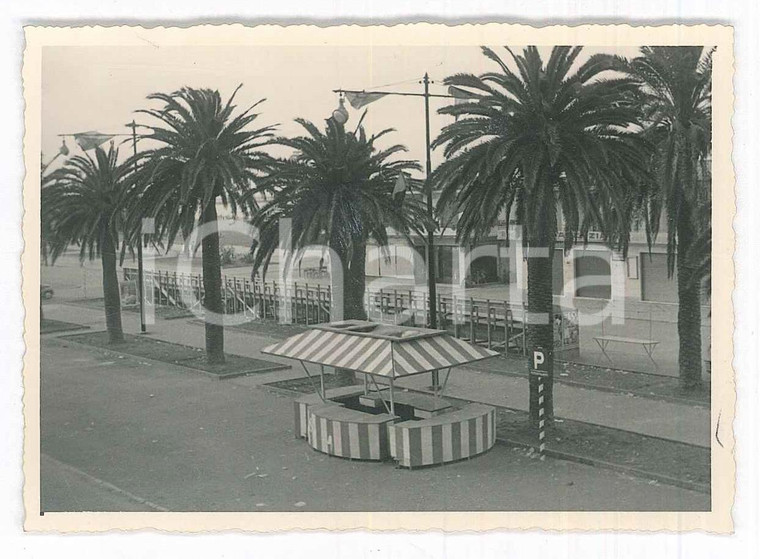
top-left (100, 227), bottom-right (124, 344)
top-left (676, 210), bottom-right (703, 389)
top-left (344, 242), bottom-right (368, 321)
top-left (525, 198), bottom-right (556, 423)
top-left (526, 248), bottom-right (555, 422)
top-left (201, 201), bottom-right (225, 364)
top-left (330, 241), bottom-right (367, 386)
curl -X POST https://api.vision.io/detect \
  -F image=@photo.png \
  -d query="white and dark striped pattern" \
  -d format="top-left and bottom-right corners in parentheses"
top-left (538, 377), bottom-right (546, 460)
top-left (262, 328), bottom-right (498, 378)
top-left (392, 404), bottom-right (496, 468)
top-left (306, 404), bottom-right (395, 461)
top-left (294, 386), bottom-right (367, 439)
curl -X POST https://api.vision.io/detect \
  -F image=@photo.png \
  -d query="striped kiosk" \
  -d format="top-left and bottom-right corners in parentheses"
top-left (263, 320), bottom-right (500, 468)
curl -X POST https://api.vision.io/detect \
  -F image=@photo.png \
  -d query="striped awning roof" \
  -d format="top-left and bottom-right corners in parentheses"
top-left (261, 321), bottom-right (498, 378)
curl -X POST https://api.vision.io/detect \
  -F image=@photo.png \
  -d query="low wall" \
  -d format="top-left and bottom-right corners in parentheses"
top-left (391, 403), bottom-right (496, 468)
top-left (293, 386), bottom-right (366, 439)
top-left (306, 403), bottom-right (396, 461)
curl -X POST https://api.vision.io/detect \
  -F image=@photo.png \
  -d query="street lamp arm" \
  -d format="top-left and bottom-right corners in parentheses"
top-left (56, 133), bottom-right (134, 137)
top-left (332, 88), bottom-right (455, 99)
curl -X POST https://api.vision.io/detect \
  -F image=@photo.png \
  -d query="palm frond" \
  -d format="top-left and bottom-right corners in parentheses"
top-left (432, 45), bottom-right (652, 254)
top-left (42, 143), bottom-right (128, 263)
top-left (123, 86), bottom-right (275, 250)
top-left (248, 118), bottom-right (425, 278)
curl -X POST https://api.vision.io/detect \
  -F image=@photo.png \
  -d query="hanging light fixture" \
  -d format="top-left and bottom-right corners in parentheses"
top-left (59, 138), bottom-right (69, 156)
top-left (331, 96), bottom-right (349, 125)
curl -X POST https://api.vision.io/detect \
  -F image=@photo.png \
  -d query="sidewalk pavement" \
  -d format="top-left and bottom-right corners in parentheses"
top-left (39, 337), bottom-right (708, 512)
top-left (43, 301), bottom-right (711, 447)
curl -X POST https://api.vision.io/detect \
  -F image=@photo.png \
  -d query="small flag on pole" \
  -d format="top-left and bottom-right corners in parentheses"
top-left (448, 86), bottom-right (472, 103)
top-left (73, 131), bottom-right (115, 151)
top-left (393, 172), bottom-right (409, 197)
top-left (448, 86), bottom-right (473, 121)
top-left (393, 172), bottom-right (410, 206)
top-left (344, 92), bottom-right (389, 110)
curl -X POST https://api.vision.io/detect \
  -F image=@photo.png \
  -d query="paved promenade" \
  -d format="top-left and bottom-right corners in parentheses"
top-left (42, 301), bottom-right (711, 447)
top-left (39, 331), bottom-right (708, 512)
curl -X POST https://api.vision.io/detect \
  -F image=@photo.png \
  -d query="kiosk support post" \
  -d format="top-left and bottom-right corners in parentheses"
top-left (389, 377), bottom-right (395, 416)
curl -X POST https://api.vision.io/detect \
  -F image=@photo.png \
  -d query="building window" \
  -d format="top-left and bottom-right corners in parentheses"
top-left (436, 246), bottom-right (455, 283)
top-left (574, 250), bottom-right (611, 299)
top-left (640, 252), bottom-right (678, 303)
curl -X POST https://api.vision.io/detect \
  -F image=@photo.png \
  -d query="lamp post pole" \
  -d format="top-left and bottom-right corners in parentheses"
top-left (422, 73), bottom-right (437, 330)
top-left (128, 120), bottom-right (146, 333)
top-left (422, 73), bottom-right (440, 390)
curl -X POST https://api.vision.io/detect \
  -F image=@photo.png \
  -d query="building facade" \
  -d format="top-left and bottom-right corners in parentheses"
top-left (365, 206), bottom-right (685, 307)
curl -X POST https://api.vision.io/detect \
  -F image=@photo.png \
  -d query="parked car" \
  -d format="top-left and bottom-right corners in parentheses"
top-left (40, 284), bottom-right (54, 300)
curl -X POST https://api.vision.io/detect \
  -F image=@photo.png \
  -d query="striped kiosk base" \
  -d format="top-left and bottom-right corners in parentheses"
top-left (294, 386), bottom-right (366, 439)
top-left (392, 404), bottom-right (496, 468)
top-left (307, 404), bottom-right (396, 461)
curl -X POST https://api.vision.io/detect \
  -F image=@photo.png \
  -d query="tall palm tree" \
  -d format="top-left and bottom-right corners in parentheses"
top-left (249, 118), bottom-right (425, 322)
top-left (42, 144), bottom-right (127, 344)
top-left (432, 46), bottom-right (650, 420)
top-left (618, 47), bottom-right (712, 389)
top-left (127, 86), bottom-right (275, 364)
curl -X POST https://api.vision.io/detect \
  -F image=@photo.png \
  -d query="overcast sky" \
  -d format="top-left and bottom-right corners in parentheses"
top-left (41, 45), bottom-right (642, 176)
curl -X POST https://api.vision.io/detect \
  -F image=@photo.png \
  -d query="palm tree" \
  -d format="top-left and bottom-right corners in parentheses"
top-left (127, 86), bottom-right (275, 364)
top-left (432, 46), bottom-right (650, 420)
top-left (618, 47), bottom-right (712, 389)
top-left (249, 118), bottom-right (426, 323)
top-left (42, 144), bottom-right (127, 344)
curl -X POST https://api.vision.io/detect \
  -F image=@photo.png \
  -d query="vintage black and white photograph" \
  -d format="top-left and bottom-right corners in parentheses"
top-left (22, 23), bottom-right (734, 532)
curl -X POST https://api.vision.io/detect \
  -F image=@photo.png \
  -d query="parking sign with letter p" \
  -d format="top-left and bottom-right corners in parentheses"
top-left (533, 349), bottom-right (545, 371)
top-left (530, 347), bottom-right (550, 376)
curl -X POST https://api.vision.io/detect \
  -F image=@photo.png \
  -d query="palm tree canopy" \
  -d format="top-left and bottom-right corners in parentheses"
top-left (618, 46), bottom-right (713, 276)
top-left (125, 85), bottom-right (276, 247)
top-left (42, 143), bottom-right (127, 263)
top-left (249, 118), bottom-right (426, 274)
top-left (432, 46), bottom-right (651, 251)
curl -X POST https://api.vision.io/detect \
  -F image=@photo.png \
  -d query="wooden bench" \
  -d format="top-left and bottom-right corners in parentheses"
top-left (593, 335), bottom-right (660, 369)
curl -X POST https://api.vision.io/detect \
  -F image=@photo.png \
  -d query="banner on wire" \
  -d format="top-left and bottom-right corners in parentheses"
top-left (344, 92), bottom-right (389, 109)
